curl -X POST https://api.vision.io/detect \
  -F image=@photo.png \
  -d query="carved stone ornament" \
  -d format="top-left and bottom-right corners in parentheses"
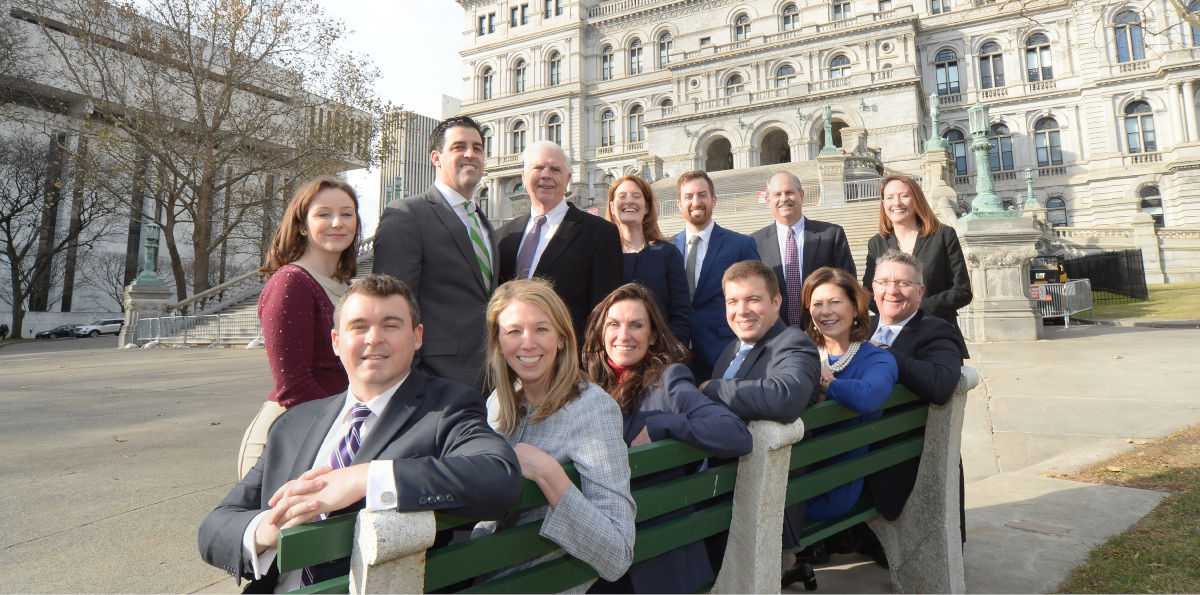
top-left (964, 248), bottom-right (1038, 268)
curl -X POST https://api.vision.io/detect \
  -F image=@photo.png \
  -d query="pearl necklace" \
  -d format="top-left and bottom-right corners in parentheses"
top-left (819, 341), bottom-right (862, 374)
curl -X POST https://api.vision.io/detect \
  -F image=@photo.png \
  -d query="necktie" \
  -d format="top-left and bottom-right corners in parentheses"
top-left (785, 226), bottom-right (803, 326)
top-left (685, 234), bottom-right (701, 299)
top-left (302, 403), bottom-right (372, 586)
top-left (722, 343), bottom-right (753, 379)
top-left (872, 325), bottom-right (894, 346)
top-left (515, 215), bottom-right (547, 279)
top-left (462, 201), bottom-right (492, 291)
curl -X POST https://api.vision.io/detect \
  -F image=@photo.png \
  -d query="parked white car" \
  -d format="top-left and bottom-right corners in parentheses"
top-left (75, 318), bottom-right (124, 337)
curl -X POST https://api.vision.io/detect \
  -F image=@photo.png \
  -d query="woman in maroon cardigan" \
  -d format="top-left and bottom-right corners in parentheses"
top-left (237, 177), bottom-right (360, 478)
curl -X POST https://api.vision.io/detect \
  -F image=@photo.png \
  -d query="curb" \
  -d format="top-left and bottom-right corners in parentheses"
top-left (1071, 317), bottom-right (1200, 329)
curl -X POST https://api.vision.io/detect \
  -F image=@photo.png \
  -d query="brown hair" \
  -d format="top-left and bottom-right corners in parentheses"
top-left (333, 274), bottom-right (420, 330)
top-left (486, 278), bottom-right (584, 435)
top-left (581, 283), bottom-right (689, 414)
top-left (259, 177), bottom-right (360, 282)
top-left (722, 259), bottom-right (780, 299)
top-left (606, 175), bottom-right (666, 243)
top-left (878, 174), bottom-right (943, 239)
top-left (800, 267), bottom-right (871, 348)
top-left (676, 170), bottom-right (715, 198)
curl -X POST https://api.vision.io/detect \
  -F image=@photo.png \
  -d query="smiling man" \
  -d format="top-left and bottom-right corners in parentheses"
top-left (199, 274), bottom-right (521, 592)
top-left (374, 116), bottom-right (497, 393)
top-left (496, 140), bottom-right (622, 343)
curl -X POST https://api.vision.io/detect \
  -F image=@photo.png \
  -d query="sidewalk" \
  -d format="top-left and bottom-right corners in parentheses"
top-left (792, 324), bottom-right (1200, 593)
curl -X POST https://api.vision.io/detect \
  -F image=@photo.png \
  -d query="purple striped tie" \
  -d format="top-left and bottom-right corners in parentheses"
top-left (515, 215), bottom-right (547, 279)
top-left (785, 226), bottom-right (804, 326)
top-left (301, 403), bottom-right (371, 587)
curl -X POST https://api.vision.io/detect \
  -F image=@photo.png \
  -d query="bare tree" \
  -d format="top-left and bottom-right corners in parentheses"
top-left (76, 251), bottom-right (128, 310)
top-left (27, 0), bottom-right (383, 300)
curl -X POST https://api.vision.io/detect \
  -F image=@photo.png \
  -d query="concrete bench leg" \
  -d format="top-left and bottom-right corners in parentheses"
top-left (350, 509), bottom-right (436, 594)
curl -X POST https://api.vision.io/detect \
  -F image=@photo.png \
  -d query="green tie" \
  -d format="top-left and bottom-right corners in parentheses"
top-left (463, 201), bottom-right (492, 291)
top-left (686, 234), bottom-right (701, 299)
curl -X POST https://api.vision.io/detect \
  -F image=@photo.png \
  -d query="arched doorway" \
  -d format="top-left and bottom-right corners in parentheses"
top-left (705, 136), bottom-right (734, 171)
top-left (760, 129), bottom-right (790, 165)
top-left (814, 118), bottom-right (848, 153)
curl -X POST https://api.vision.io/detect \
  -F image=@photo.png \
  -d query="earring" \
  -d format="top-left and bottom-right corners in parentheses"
top-left (301, 230), bottom-right (307, 236)
top-left (853, 319), bottom-right (859, 327)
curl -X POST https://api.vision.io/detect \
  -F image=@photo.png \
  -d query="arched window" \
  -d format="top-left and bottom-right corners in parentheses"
top-left (600, 109), bottom-right (615, 147)
top-left (657, 32), bottom-right (672, 68)
top-left (546, 114), bottom-right (562, 145)
top-left (829, 54), bottom-right (851, 78)
top-left (1139, 186), bottom-right (1164, 227)
top-left (659, 97), bottom-right (673, 107)
top-left (1025, 33), bottom-right (1053, 82)
top-left (782, 4), bottom-right (799, 31)
top-left (629, 39), bottom-right (644, 75)
top-left (1191, 1), bottom-right (1200, 46)
top-left (1046, 196), bottom-right (1067, 226)
top-left (510, 120), bottom-right (527, 154)
top-left (833, 0), bottom-right (851, 20)
top-left (1034, 117), bottom-right (1063, 167)
top-left (1124, 101), bottom-right (1157, 153)
top-left (734, 14), bottom-right (751, 41)
top-left (627, 105), bottom-right (645, 142)
top-left (931, 0), bottom-right (950, 15)
top-left (480, 66), bottom-right (494, 100)
top-left (600, 45), bottom-right (614, 80)
top-left (725, 73), bottom-right (746, 95)
top-left (979, 41), bottom-right (1005, 89)
top-left (512, 59), bottom-right (527, 93)
top-left (775, 64), bottom-right (797, 87)
top-left (988, 123), bottom-right (1014, 172)
top-left (935, 49), bottom-right (959, 95)
top-left (1113, 11), bottom-right (1145, 63)
top-left (481, 126), bottom-right (494, 157)
top-left (548, 51), bottom-right (562, 86)
top-left (944, 128), bottom-right (967, 175)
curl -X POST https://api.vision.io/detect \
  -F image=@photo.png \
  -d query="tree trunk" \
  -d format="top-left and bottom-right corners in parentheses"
top-left (191, 174), bottom-right (214, 295)
top-left (28, 132), bottom-right (68, 312)
top-left (4, 245), bottom-right (27, 339)
top-left (124, 154), bottom-right (149, 287)
top-left (61, 136), bottom-right (88, 312)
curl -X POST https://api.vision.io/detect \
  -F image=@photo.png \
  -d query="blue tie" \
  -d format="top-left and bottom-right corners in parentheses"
top-left (722, 343), bottom-right (753, 379)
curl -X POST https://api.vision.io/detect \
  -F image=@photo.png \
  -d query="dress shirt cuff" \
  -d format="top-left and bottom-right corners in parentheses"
top-left (366, 460), bottom-right (399, 511)
top-left (242, 510), bottom-right (277, 580)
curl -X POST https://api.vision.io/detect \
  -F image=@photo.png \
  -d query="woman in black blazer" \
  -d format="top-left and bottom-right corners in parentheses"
top-left (606, 175), bottom-right (692, 345)
top-left (862, 174), bottom-right (972, 326)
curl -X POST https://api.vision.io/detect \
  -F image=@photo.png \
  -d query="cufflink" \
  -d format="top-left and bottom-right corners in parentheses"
top-left (381, 491), bottom-right (396, 505)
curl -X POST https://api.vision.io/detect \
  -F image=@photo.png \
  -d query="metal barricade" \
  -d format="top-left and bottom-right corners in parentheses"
top-left (1029, 279), bottom-right (1093, 327)
top-left (134, 313), bottom-right (263, 346)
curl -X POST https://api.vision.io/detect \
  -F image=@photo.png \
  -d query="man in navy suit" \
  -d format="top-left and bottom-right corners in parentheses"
top-left (752, 172), bottom-right (856, 327)
top-left (671, 170), bottom-right (759, 380)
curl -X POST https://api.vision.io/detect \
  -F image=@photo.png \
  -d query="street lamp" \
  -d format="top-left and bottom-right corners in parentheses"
top-left (133, 221), bottom-right (165, 286)
top-left (964, 99), bottom-right (1006, 218)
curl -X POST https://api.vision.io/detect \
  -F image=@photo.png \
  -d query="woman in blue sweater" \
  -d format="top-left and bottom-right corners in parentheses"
top-left (801, 267), bottom-right (898, 520)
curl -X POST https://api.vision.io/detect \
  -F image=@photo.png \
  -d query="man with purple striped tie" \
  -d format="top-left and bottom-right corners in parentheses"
top-left (199, 274), bottom-right (521, 592)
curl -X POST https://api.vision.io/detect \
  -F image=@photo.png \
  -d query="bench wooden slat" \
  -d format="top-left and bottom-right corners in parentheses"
top-left (790, 405), bottom-right (928, 469)
top-left (424, 520), bottom-right (557, 591)
top-left (277, 513), bottom-right (356, 573)
top-left (632, 460), bottom-right (737, 522)
top-left (785, 435), bottom-right (924, 506)
top-left (631, 498), bottom-right (734, 562)
top-left (289, 575), bottom-right (351, 594)
top-left (800, 388), bottom-right (920, 432)
top-left (792, 497), bottom-right (880, 551)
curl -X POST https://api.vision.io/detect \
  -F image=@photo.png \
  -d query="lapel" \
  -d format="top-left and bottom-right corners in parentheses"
top-left (738, 320), bottom-right (785, 378)
top-left (759, 224), bottom-right (782, 267)
top-left (672, 230), bottom-right (686, 255)
top-left (801, 224), bottom-right (819, 277)
top-left (426, 189), bottom-right (489, 293)
top-left (353, 372), bottom-right (426, 464)
top-left (910, 232), bottom-right (929, 259)
top-left (697, 224), bottom-right (727, 292)
top-left (536, 204), bottom-right (582, 275)
top-left (291, 396), bottom-right (346, 480)
top-left (890, 309), bottom-right (923, 352)
top-left (502, 214), bottom-right (531, 276)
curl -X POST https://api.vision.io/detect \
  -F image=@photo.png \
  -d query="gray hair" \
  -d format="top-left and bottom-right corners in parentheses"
top-left (767, 171), bottom-right (803, 192)
top-left (523, 140), bottom-right (570, 168)
top-left (875, 249), bottom-right (925, 282)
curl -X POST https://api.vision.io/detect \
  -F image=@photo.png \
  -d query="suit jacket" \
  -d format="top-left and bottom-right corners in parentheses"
top-left (671, 224), bottom-right (759, 380)
top-left (622, 241), bottom-right (692, 346)
top-left (497, 203), bottom-right (623, 343)
top-left (862, 226), bottom-right (972, 327)
top-left (198, 372), bottom-right (522, 591)
top-left (373, 186), bottom-right (497, 393)
top-left (864, 310), bottom-right (966, 520)
top-left (753, 218), bottom-right (856, 324)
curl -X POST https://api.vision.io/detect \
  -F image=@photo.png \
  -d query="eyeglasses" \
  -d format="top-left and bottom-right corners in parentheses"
top-left (873, 278), bottom-right (920, 289)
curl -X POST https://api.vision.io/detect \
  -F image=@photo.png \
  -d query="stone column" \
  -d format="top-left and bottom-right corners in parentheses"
top-left (1166, 82), bottom-right (1185, 146)
top-left (922, 149), bottom-right (960, 225)
top-left (1132, 212), bottom-right (1166, 285)
top-left (816, 153), bottom-right (847, 206)
top-left (1183, 80), bottom-right (1197, 143)
top-left (955, 217), bottom-right (1044, 342)
top-left (119, 223), bottom-right (174, 347)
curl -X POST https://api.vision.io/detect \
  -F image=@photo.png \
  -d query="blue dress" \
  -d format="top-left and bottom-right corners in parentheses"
top-left (622, 241), bottom-right (692, 346)
top-left (806, 341), bottom-right (898, 520)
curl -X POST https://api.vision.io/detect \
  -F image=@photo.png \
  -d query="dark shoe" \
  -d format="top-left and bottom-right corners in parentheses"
top-left (797, 541), bottom-right (830, 564)
top-left (781, 560), bottom-right (818, 591)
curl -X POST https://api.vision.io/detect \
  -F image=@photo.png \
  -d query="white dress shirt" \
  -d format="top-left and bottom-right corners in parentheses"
top-left (434, 180), bottom-right (492, 250)
top-left (241, 376), bottom-right (409, 592)
top-left (875, 308), bottom-right (920, 346)
top-left (775, 216), bottom-right (807, 284)
top-left (522, 199), bottom-right (569, 276)
top-left (683, 220), bottom-right (716, 283)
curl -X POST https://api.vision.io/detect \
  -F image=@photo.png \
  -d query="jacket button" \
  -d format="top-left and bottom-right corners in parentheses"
top-left (434, 495), bottom-right (444, 503)
top-left (418, 496), bottom-right (428, 504)
top-left (446, 494), bottom-right (455, 502)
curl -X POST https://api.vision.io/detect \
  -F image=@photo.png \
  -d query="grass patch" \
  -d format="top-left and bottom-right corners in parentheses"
top-left (1052, 425), bottom-right (1200, 593)
top-left (1091, 282), bottom-right (1200, 320)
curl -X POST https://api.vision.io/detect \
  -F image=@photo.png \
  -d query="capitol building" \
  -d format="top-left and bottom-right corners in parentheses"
top-left (456, 0), bottom-right (1200, 282)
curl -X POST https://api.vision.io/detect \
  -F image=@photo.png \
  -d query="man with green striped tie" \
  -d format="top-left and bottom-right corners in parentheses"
top-left (374, 115), bottom-right (497, 395)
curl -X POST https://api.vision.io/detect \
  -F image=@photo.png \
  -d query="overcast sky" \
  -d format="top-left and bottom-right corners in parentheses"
top-left (317, 1), bottom-right (467, 236)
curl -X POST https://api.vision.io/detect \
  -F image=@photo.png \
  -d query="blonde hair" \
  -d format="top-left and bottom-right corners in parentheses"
top-left (486, 278), bottom-right (584, 435)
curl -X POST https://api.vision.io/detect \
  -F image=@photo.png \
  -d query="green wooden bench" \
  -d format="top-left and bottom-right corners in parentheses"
top-left (278, 369), bottom-right (977, 594)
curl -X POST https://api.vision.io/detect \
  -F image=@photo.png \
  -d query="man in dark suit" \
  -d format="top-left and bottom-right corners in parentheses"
top-left (863, 249), bottom-right (968, 551)
top-left (496, 140), bottom-right (622, 342)
top-left (752, 171), bottom-right (856, 327)
top-left (373, 115), bottom-right (495, 393)
top-left (670, 170), bottom-right (759, 380)
top-left (199, 275), bottom-right (521, 592)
